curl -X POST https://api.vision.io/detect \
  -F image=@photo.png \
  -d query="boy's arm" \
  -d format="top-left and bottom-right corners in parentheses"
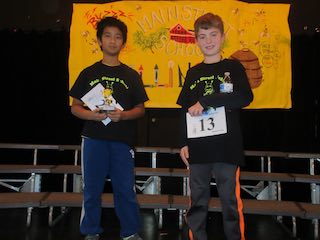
top-left (107, 103), bottom-right (145, 122)
top-left (180, 146), bottom-right (190, 168)
top-left (188, 86), bottom-right (252, 116)
top-left (198, 87), bottom-right (253, 110)
top-left (179, 107), bottom-right (190, 167)
top-left (179, 107), bottom-right (188, 147)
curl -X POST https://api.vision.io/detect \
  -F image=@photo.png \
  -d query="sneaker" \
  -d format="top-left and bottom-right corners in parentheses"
top-left (122, 233), bottom-right (143, 240)
top-left (84, 234), bottom-right (100, 240)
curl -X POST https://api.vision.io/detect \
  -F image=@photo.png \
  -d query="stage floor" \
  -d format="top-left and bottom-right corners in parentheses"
top-left (0, 207), bottom-right (312, 240)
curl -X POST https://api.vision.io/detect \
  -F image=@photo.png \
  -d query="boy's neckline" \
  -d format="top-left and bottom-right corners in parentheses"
top-left (203, 55), bottom-right (224, 64)
top-left (203, 58), bottom-right (224, 65)
top-left (100, 60), bottom-right (121, 67)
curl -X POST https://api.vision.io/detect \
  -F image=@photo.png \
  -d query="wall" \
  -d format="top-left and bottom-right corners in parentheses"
top-left (0, 0), bottom-right (319, 152)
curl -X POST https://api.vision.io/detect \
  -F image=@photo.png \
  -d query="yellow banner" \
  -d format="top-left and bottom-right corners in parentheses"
top-left (69, 1), bottom-right (291, 109)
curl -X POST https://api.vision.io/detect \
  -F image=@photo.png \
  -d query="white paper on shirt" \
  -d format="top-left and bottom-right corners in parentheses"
top-left (186, 106), bottom-right (227, 138)
top-left (81, 83), bottom-right (123, 126)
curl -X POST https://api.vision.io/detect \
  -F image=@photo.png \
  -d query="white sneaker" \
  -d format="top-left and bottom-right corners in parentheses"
top-left (122, 233), bottom-right (143, 240)
top-left (84, 234), bottom-right (100, 240)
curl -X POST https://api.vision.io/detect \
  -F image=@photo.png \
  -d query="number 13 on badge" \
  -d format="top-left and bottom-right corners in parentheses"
top-left (186, 106), bottom-right (227, 139)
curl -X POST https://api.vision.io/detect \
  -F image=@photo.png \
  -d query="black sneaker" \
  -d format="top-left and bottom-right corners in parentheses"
top-left (182, 220), bottom-right (192, 240)
top-left (84, 234), bottom-right (100, 240)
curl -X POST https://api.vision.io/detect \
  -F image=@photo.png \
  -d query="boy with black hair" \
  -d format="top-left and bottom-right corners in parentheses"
top-left (69, 17), bottom-right (148, 240)
top-left (177, 13), bottom-right (253, 240)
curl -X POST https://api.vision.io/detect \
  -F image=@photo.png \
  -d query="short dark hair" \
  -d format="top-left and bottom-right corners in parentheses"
top-left (96, 17), bottom-right (128, 44)
top-left (194, 13), bottom-right (224, 38)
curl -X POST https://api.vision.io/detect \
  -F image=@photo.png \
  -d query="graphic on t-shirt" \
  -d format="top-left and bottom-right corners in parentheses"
top-left (189, 73), bottom-right (236, 96)
top-left (190, 75), bottom-right (215, 90)
top-left (102, 87), bottom-right (114, 111)
top-left (204, 80), bottom-right (214, 96)
top-left (189, 74), bottom-right (224, 93)
top-left (89, 76), bottom-right (129, 90)
top-left (104, 81), bottom-right (114, 94)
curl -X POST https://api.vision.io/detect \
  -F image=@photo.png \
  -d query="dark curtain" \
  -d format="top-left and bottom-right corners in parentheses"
top-left (0, 29), bottom-right (82, 144)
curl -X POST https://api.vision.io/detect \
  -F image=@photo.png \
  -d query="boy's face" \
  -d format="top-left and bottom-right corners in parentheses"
top-left (196, 27), bottom-right (224, 60)
top-left (98, 26), bottom-right (125, 56)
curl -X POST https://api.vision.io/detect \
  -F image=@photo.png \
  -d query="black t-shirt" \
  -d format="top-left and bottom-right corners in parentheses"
top-left (177, 59), bottom-right (253, 165)
top-left (69, 61), bottom-right (149, 146)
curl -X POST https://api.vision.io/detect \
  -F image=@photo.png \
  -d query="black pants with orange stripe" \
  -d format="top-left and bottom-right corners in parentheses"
top-left (185, 162), bottom-right (245, 240)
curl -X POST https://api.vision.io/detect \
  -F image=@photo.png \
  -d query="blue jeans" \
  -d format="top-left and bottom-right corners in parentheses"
top-left (80, 137), bottom-right (141, 237)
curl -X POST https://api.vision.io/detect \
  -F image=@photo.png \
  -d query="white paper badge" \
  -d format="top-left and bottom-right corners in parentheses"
top-left (186, 106), bottom-right (227, 139)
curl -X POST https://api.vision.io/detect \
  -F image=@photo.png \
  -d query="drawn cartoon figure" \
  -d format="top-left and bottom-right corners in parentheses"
top-left (217, 75), bottom-right (224, 83)
top-left (101, 81), bottom-right (115, 111)
top-left (103, 88), bottom-right (113, 105)
top-left (203, 80), bottom-right (214, 96)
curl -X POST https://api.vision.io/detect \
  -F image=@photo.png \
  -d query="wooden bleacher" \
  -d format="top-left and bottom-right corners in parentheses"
top-left (0, 192), bottom-right (307, 220)
top-left (0, 164), bottom-right (301, 181)
top-left (0, 143), bottom-right (320, 239)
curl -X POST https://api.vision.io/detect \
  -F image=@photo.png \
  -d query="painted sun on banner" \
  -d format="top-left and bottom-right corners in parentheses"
top-left (69, 1), bottom-right (291, 109)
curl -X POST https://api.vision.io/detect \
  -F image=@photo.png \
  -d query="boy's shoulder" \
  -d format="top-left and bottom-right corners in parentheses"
top-left (81, 61), bottom-right (102, 73)
top-left (190, 61), bottom-right (203, 69)
top-left (119, 62), bottom-right (138, 74)
top-left (224, 58), bottom-right (243, 67)
top-left (187, 62), bottom-right (203, 73)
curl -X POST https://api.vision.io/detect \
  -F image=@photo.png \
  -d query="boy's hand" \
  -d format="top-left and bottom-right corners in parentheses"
top-left (188, 101), bottom-right (204, 116)
top-left (91, 109), bottom-right (108, 121)
top-left (107, 108), bottom-right (122, 122)
top-left (180, 146), bottom-right (190, 168)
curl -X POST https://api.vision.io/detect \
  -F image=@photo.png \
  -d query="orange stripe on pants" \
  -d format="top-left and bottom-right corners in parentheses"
top-left (236, 167), bottom-right (245, 240)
